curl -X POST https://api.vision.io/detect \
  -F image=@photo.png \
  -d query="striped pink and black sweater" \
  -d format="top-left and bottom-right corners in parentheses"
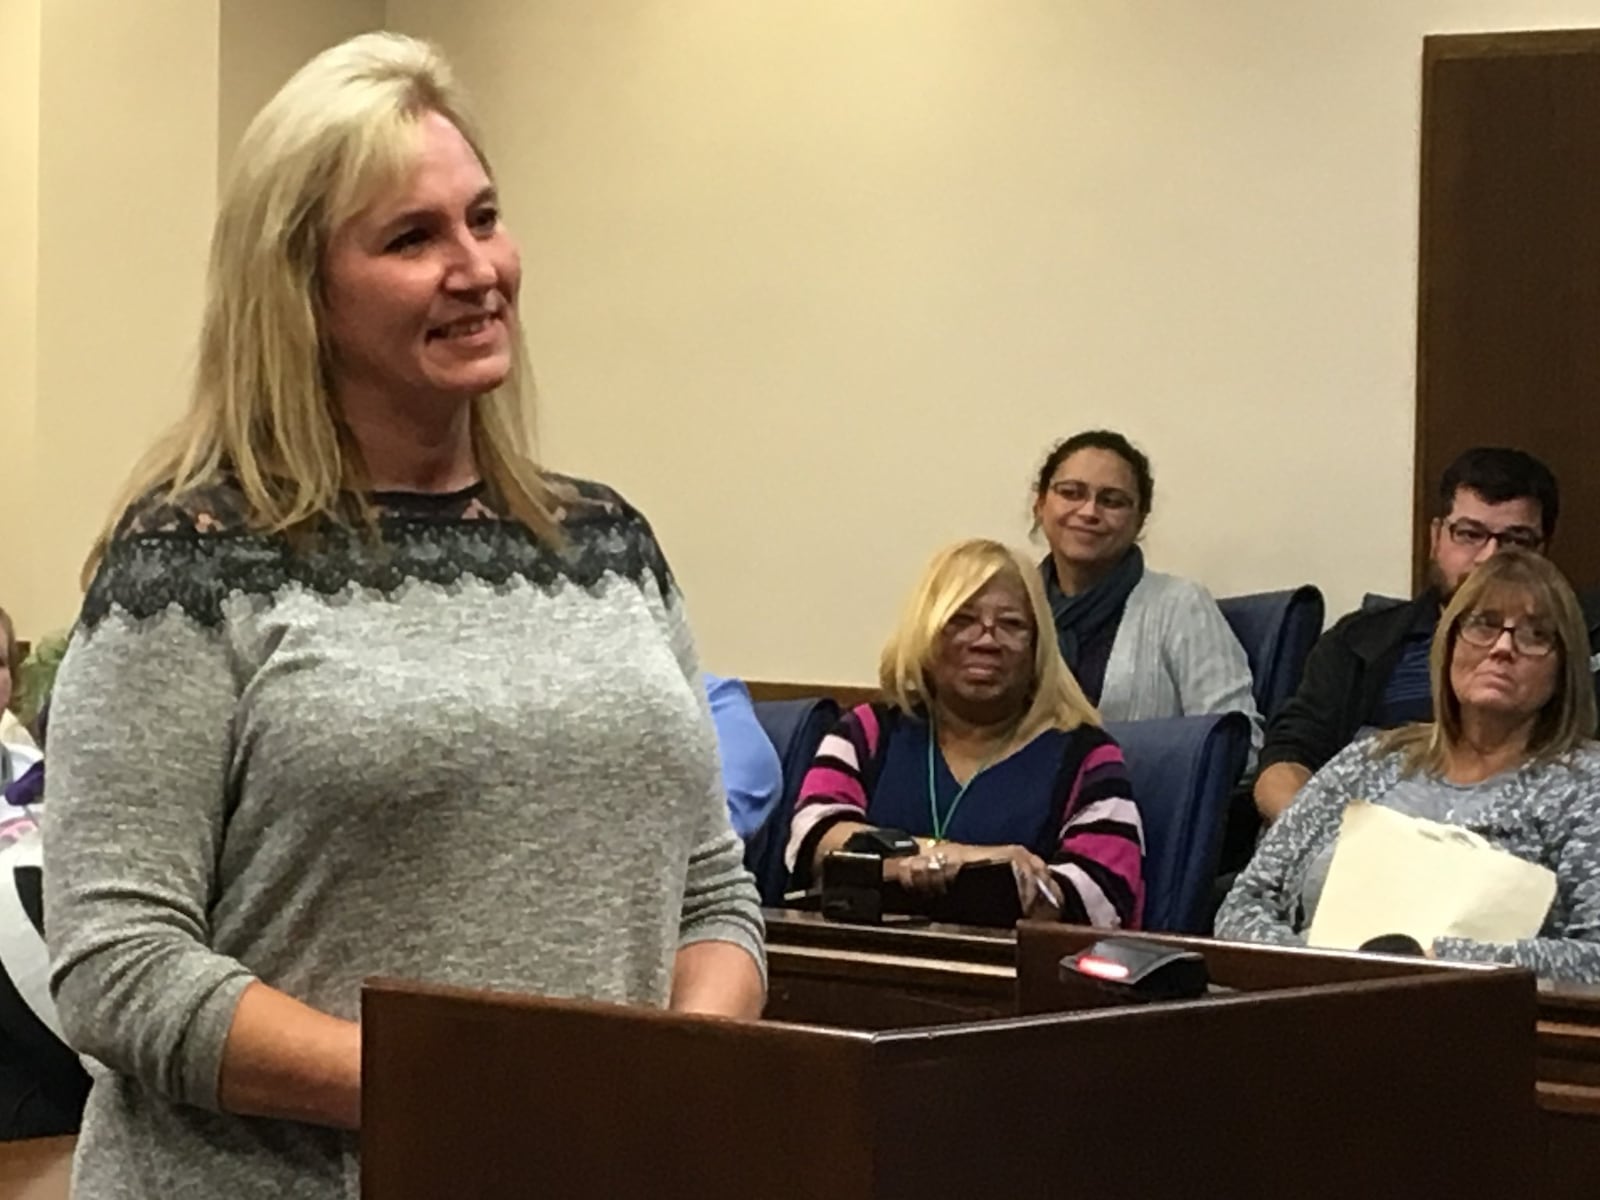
top-left (787, 703), bottom-right (1145, 928)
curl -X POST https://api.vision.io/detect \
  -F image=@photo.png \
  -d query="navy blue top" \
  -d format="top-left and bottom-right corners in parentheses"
top-left (1373, 630), bottom-right (1434, 728)
top-left (865, 715), bottom-right (1071, 856)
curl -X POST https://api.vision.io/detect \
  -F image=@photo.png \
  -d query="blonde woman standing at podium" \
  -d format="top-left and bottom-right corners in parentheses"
top-left (42, 34), bottom-right (763, 1199)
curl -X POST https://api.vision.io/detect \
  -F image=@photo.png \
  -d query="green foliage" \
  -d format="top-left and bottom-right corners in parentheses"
top-left (15, 631), bottom-right (69, 726)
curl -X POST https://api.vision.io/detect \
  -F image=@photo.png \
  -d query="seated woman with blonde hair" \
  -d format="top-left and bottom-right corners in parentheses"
top-left (1217, 550), bottom-right (1600, 981)
top-left (788, 539), bottom-right (1144, 927)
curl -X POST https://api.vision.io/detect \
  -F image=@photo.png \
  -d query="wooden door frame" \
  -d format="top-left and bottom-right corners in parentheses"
top-left (1414, 27), bottom-right (1600, 592)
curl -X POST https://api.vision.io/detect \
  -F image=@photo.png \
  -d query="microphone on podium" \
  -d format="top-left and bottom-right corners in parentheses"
top-left (1059, 938), bottom-right (1211, 1003)
top-left (1357, 933), bottom-right (1427, 957)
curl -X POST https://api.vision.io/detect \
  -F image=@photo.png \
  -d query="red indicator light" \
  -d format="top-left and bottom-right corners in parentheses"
top-left (1074, 955), bottom-right (1131, 981)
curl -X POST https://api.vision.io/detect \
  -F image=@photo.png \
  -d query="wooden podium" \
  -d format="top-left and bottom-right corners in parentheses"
top-left (362, 939), bottom-right (1536, 1199)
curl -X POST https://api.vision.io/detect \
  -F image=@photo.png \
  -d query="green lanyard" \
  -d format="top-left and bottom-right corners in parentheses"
top-left (926, 728), bottom-right (1001, 842)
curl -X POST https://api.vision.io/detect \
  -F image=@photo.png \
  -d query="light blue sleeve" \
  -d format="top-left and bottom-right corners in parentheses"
top-left (703, 674), bottom-right (784, 842)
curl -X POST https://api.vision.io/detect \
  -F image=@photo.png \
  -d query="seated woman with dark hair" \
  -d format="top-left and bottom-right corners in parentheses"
top-left (787, 539), bottom-right (1144, 927)
top-left (1031, 431), bottom-right (1262, 754)
top-left (1217, 551), bottom-right (1600, 982)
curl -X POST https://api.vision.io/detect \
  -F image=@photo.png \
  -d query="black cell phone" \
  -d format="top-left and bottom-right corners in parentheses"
top-left (841, 828), bottom-right (919, 858)
top-left (921, 858), bottom-right (1023, 929)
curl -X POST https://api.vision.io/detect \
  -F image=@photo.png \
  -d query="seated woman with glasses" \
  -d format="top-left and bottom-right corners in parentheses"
top-left (1031, 430), bottom-right (1261, 754)
top-left (1250, 446), bottom-right (1568, 827)
top-left (786, 539), bottom-right (1145, 926)
top-left (1218, 551), bottom-right (1600, 981)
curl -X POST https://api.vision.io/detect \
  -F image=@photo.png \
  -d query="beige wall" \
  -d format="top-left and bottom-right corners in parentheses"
top-left (15, 3), bottom-right (1600, 678)
top-left (379, 0), bottom-right (1600, 683)
top-left (219, 0), bottom-right (384, 180)
top-left (8, 0), bottom-right (383, 642)
top-left (0, 0), bottom-right (42, 636)
top-left (25, 0), bottom-right (222, 642)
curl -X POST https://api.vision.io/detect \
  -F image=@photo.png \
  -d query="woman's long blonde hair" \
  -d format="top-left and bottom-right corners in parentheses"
top-left (86, 32), bottom-right (556, 578)
top-left (878, 538), bottom-right (1100, 743)
top-left (1375, 550), bottom-right (1597, 774)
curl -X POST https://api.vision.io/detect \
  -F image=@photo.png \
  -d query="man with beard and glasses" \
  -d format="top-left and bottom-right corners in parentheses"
top-left (1252, 447), bottom-right (1599, 825)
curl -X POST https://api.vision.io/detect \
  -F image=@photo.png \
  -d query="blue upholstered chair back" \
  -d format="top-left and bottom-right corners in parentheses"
top-left (1217, 586), bottom-right (1325, 721)
top-left (1105, 712), bottom-right (1252, 933)
top-left (744, 696), bottom-right (841, 905)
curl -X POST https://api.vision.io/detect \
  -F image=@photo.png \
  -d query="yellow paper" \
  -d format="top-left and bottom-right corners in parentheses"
top-left (1307, 800), bottom-right (1557, 952)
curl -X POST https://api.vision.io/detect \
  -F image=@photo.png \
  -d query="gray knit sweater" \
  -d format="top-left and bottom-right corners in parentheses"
top-left (43, 475), bottom-right (765, 1199)
top-left (1216, 735), bottom-right (1600, 982)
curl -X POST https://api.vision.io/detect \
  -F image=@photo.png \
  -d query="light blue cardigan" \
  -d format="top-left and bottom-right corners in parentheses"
top-left (1097, 570), bottom-right (1263, 758)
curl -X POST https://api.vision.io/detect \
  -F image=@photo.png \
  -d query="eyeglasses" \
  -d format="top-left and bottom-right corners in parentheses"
top-left (1047, 480), bottom-right (1137, 514)
top-left (1457, 611), bottom-right (1559, 657)
top-left (1445, 519), bottom-right (1543, 553)
top-left (944, 610), bottom-right (1035, 649)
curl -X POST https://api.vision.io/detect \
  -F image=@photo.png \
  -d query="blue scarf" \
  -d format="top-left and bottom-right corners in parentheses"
top-left (1040, 546), bottom-right (1145, 704)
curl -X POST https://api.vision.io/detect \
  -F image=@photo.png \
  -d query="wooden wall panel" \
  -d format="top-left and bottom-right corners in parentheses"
top-left (1417, 30), bottom-right (1600, 592)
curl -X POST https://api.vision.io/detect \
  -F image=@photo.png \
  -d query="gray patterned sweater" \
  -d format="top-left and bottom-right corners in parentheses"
top-left (43, 475), bottom-right (764, 1199)
top-left (1216, 735), bottom-right (1600, 982)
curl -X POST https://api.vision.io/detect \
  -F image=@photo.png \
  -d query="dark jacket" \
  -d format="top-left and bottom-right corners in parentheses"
top-left (1261, 586), bottom-right (1600, 778)
top-left (1258, 590), bottom-right (1442, 777)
